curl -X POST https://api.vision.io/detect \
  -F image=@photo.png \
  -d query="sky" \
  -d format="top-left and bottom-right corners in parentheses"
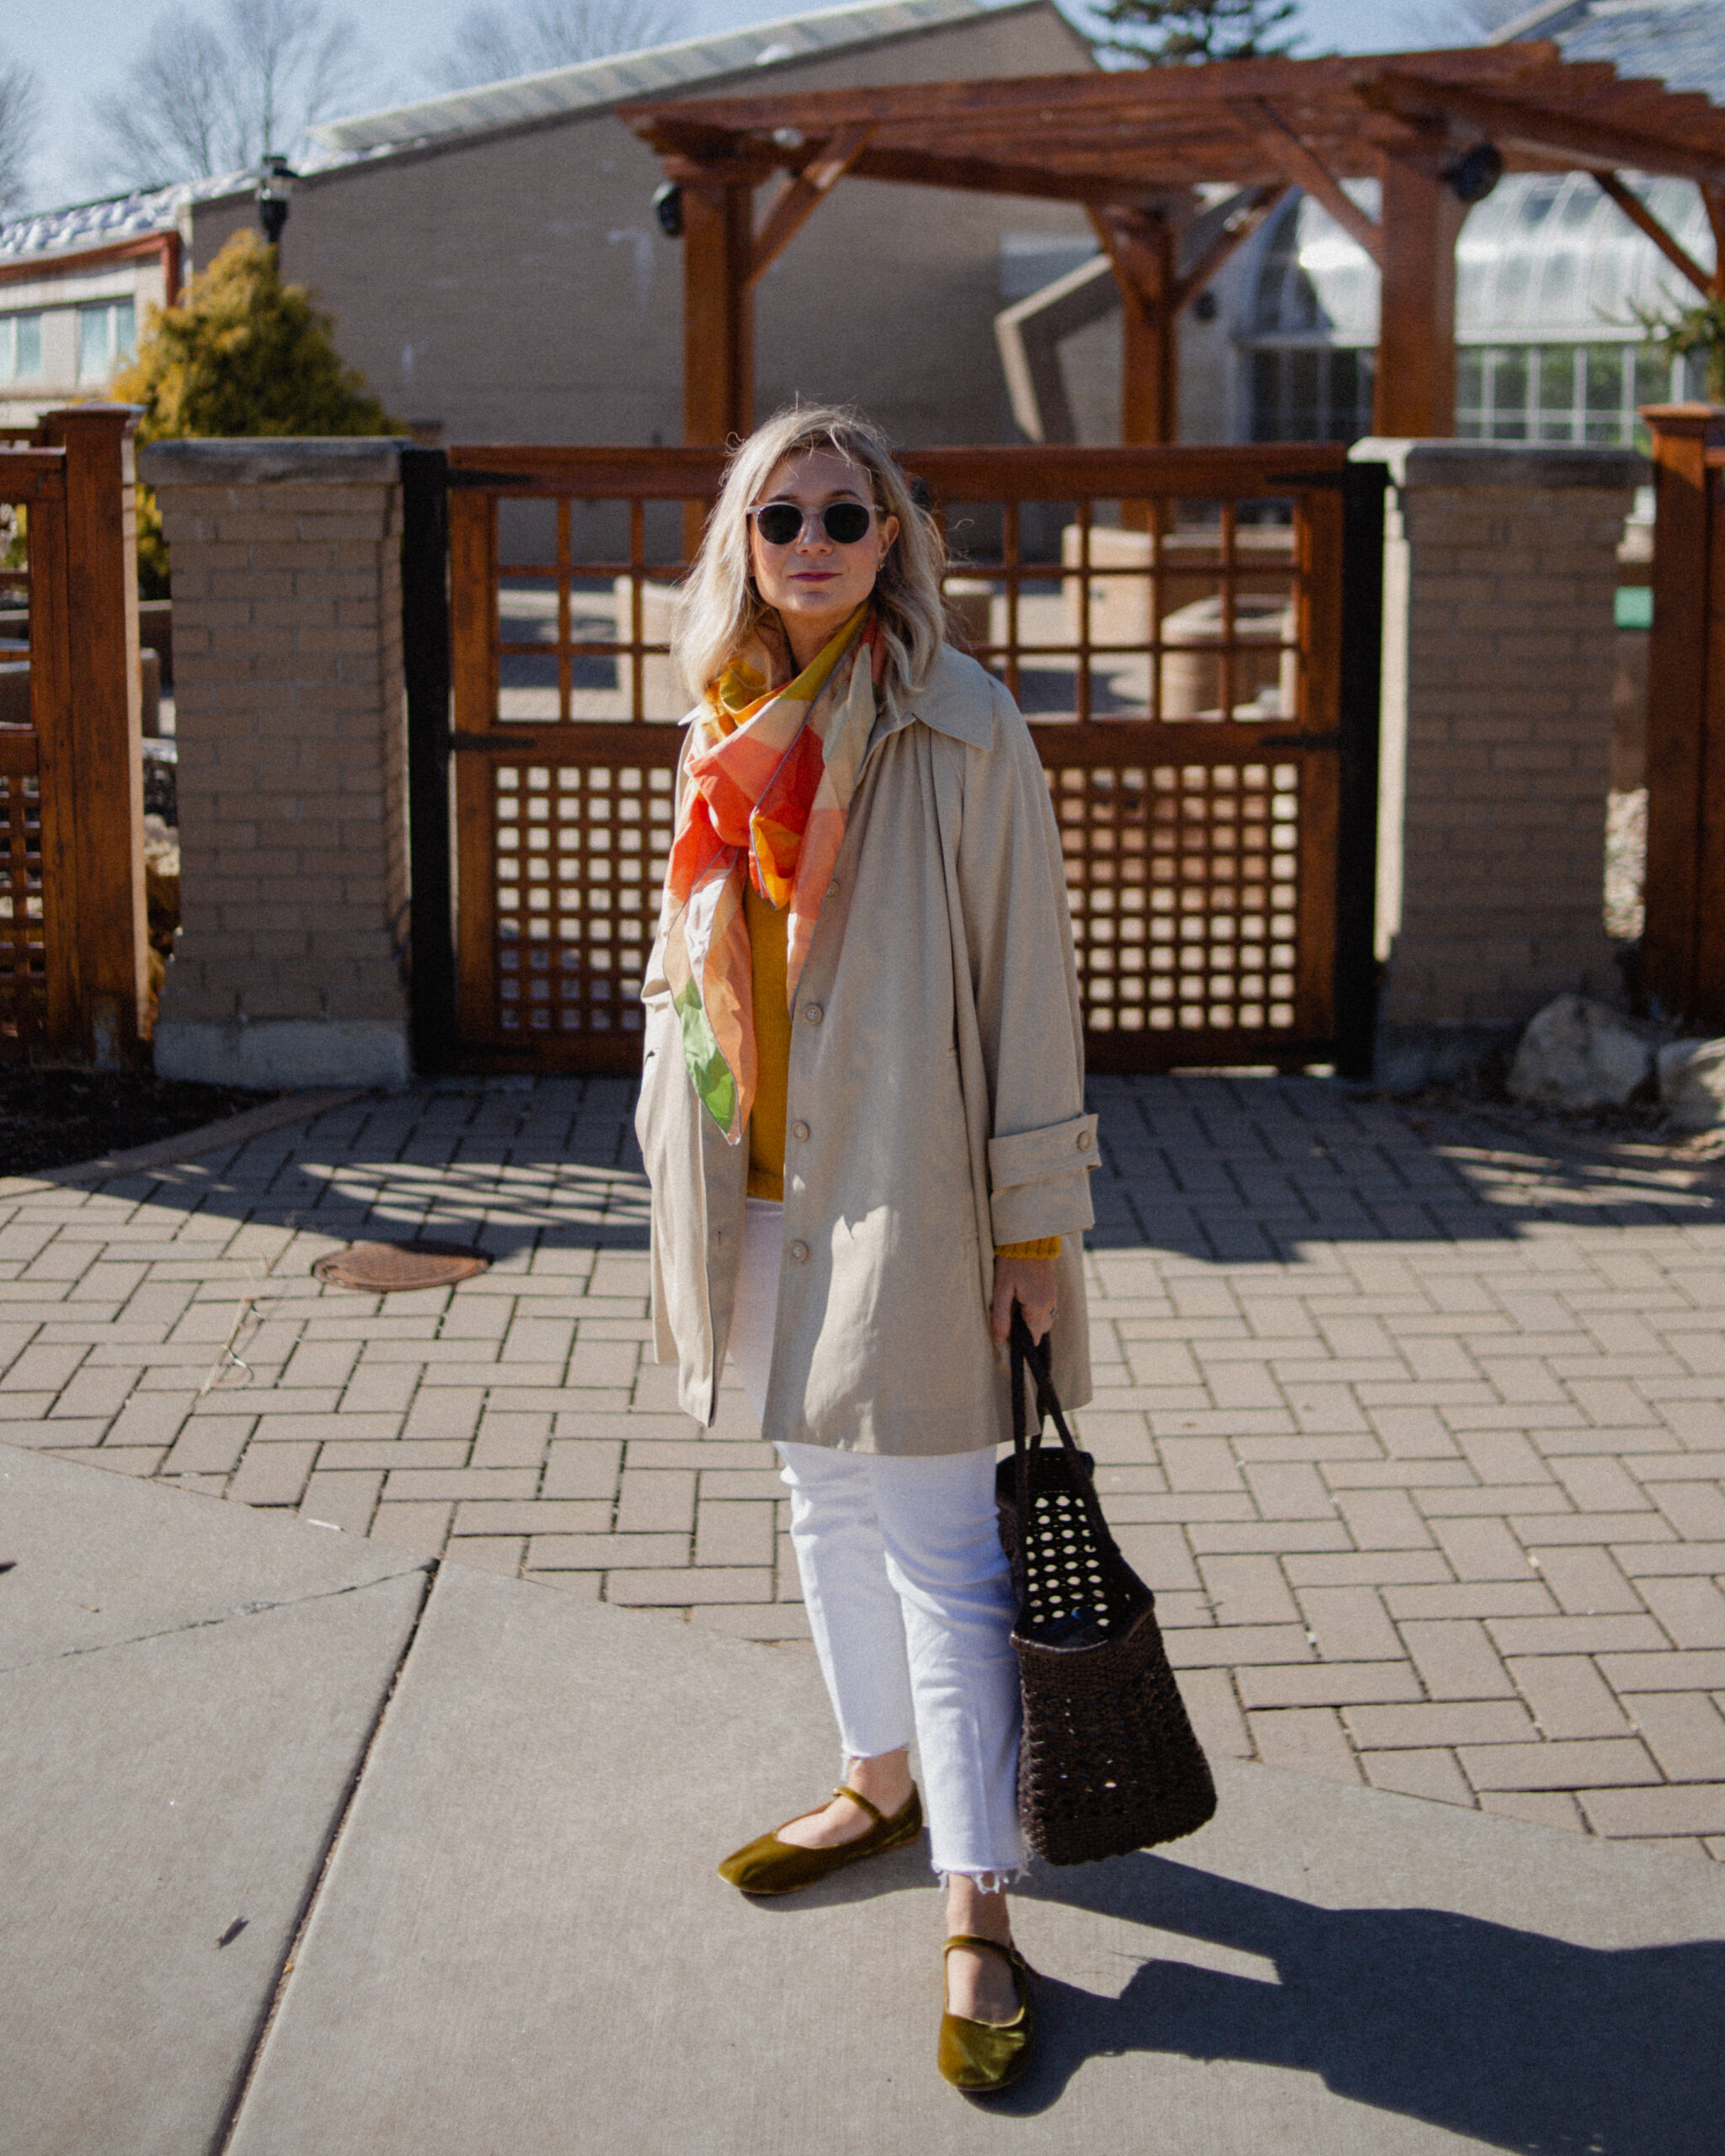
top-left (8, 0), bottom-right (1486, 217)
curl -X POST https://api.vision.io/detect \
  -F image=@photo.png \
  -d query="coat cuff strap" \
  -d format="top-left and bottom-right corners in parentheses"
top-left (987, 1113), bottom-right (1098, 1192)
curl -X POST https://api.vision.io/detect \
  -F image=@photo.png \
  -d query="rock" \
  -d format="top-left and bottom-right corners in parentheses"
top-left (1657, 1038), bottom-right (1725, 1131)
top-left (1507, 995), bottom-right (1653, 1110)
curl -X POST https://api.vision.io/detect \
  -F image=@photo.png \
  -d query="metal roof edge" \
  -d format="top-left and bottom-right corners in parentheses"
top-left (305, 0), bottom-right (1047, 157)
top-left (1487, 1), bottom-right (1615, 43)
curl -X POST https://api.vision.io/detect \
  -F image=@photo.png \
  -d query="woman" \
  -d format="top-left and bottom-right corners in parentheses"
top-left (635, 404), bottom-right (1097, 2093)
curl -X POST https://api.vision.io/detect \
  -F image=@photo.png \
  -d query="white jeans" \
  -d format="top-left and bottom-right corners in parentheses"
top-left (732, 1197), bottom-right (1023, 1882)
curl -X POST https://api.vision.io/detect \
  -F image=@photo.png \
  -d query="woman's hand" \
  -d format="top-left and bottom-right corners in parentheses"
top-left (991, 1255), bottom-right (1058, 1348)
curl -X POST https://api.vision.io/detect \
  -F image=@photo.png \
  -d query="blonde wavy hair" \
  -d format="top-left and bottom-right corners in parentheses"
top-left (672, 403), bottom-right (948, 711)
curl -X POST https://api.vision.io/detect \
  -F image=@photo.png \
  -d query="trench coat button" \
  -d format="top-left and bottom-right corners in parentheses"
top-left (803, 1004), bottom-right (823, 1026)
top-left (791, 1121), bottom-right (810, 1142)
top-left (789, 1241), bottom-right (809, 1262)
top-left (1077, 1130), bottom-right (1092, 1150)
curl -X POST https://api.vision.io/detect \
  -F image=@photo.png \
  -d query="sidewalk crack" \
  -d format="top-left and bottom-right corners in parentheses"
top-left (208, 1558), bottom-right (441, 2156)
top-left (0, 1561), bottom-right (435, 1675)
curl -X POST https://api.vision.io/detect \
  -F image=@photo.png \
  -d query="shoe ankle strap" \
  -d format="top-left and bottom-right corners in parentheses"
top-left (943, 1934), bottom-right (1024, 1972)
top-left (834, 1783), bottom-right (886, 1825)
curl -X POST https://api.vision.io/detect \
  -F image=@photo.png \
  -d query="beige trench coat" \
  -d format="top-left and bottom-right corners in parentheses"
top-left (634, 643), bottom-right (1098, 1455)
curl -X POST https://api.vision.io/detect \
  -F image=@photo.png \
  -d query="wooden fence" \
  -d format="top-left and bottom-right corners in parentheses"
top-left (0, 408), bottom-right (147, 1064)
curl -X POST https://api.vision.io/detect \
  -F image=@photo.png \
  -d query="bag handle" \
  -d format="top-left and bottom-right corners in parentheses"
top-left (1009, 1310), bottom-right (1118, 1566)
top-left (1010, 1309), bottom-right (1085, 1464)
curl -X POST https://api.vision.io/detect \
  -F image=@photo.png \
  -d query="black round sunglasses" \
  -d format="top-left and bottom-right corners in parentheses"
top-left (748, 499), bottom-right (878, 547)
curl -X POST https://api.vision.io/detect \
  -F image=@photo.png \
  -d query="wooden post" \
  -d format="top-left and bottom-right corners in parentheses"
top-left (1374, 152), bottom-right (1466, 440)
top-left (681, 173), bottom-right (756, 448)
top-left (40, 405), bottom-right (146, 1065)
top-left (1091, 208), bottom-right (1178, 447)
top-left (1123, 219), bottom-right (1177, 449)
top-left (1642, 404), bottom-right (1725, 1025)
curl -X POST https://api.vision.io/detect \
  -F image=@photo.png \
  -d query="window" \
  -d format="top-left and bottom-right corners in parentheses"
top-left (1455, 343), bottom-right (1673, 446)
top-left (1249, 344), bottom-right (1375, 444)
top-left (76, 299), bottom-right (136, 384)
top-left (0, 312), bottom-right (42, 382)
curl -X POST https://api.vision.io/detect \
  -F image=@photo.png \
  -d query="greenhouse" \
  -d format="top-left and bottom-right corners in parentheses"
top-left (1239, 171), bottom-right (1713, 448)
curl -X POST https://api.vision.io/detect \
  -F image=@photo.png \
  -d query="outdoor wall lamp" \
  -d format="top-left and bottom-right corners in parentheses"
top-left (257, 157), bottom-right (296, 245)
top-left (1444, 141), bottom-right (1503, 206)
top-left (653, 182), bottom-right (684, 238)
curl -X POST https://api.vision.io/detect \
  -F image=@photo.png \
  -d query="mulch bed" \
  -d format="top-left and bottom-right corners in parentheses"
top-left (0, 1069), bottom-right (277, 1178)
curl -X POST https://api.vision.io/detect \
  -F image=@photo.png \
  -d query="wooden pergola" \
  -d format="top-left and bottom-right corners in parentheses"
top-left (628, 40), bottom-right (1725, 448)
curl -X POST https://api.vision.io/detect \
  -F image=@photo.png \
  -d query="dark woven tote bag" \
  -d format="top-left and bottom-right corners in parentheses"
top-left (996, 1313), bottom-right (1217, 1866)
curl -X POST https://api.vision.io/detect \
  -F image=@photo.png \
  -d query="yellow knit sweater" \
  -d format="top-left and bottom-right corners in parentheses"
top-left (743, 883), bottom-right (1058, 1260)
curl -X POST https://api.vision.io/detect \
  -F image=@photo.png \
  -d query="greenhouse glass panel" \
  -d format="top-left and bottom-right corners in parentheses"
top-left (1538, 347), bottom-right (1578, 441)
top-left (1585, 347), bottom-right (1625, 443)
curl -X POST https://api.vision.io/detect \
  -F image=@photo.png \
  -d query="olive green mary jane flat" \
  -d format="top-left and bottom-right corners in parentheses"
top-left (717, 1783), bottom-right (922, 1896)
top-left (937, 1935), bottom-right (1035, 2095)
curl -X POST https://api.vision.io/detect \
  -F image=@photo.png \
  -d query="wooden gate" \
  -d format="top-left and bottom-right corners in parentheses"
top-left (0, 408), bottom-right (147, 1063)
top-left (430, 445), bottom-right (1383, 1076)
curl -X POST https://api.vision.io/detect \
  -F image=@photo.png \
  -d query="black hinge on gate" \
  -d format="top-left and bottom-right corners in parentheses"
top-left (401, 447), bottom-right (459, 1074)
top-left (1257, 730), bottom-right (1341, 750)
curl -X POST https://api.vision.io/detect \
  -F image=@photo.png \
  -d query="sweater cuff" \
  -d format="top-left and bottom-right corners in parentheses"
top-left (995, 1236), bottom-right (1061, 1260)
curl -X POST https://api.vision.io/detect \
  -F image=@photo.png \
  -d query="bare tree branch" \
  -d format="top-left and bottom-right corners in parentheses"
top-left (225, 0), bottom-right (365, 164)
top-left (89, 12), bottom-right (233, 186)
top-left (88, 0), bottom-right (370, 190)
top-left (431, 0), bottom-right (680, 91)
top-left (0, 49), bottom-right (44, 217)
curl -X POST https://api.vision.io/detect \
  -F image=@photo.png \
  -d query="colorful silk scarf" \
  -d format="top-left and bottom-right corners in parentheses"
top-left (659, 605), bottom-right (883, 1143)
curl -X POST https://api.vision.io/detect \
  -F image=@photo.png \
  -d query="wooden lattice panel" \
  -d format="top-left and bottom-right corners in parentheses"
top-left (492, 760), bottom-right (675, 1038)
top-left (448, 446), bottom-right (1353, 1073)
top-left (1048, 755), bottom-right (1302, 1041)
top-left (0, 767), bottom-right (45, 1039)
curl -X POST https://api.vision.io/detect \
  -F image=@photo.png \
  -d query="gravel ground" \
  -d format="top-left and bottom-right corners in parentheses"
top-left (0, 1070), bottom-right (276, 1178)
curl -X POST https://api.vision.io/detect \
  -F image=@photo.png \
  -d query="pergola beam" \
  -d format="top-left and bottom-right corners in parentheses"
top-left (1594, 173), bottom-right (1717, 299)
top-left (847, 142), bottom-right (1167, 209)
top-left (1359, 71), bottom-right (1725, 189)
top-left (1172, 183), bottom-right (1293, 310)
top-left (630, 44), bottom-right (1573, 141)
top-left (1706, 184), bottom-right (1725, 296)
top-left (748, 125), bottom-right (875, 286)
top-left (1227, 99), bottom-right (1384, 265)
top-left (633, 41), bottom-right (1725, 458)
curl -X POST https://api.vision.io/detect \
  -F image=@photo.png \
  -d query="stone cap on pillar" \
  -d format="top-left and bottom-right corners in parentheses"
top-left (1348, 439), bottom-right (1648, 491)
top-left (138, 439), bottom-right (405, 487)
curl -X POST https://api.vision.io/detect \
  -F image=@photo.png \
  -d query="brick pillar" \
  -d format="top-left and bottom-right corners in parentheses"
top-left (1350, 440), bottom-right (1643, 1086)
top-left (139, 440), bottom-right (410, 1086)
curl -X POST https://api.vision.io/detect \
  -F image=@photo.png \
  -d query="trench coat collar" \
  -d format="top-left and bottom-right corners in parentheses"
top-left (869, 646), bottom-right (997, 760)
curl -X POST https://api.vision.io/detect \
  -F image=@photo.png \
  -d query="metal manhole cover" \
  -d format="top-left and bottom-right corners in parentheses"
top-left (312, 1241), bottom-right (491, 1294)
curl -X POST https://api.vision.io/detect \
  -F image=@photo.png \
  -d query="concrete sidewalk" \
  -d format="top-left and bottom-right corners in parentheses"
top-left (5, 1438), bottom-right (1722, 2156)
top-left (3, 1073), bottom-right (1725, 1859)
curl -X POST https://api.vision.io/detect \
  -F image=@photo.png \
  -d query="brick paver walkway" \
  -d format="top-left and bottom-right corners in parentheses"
top-left (5, 1075), bottom-right (1725, 1861)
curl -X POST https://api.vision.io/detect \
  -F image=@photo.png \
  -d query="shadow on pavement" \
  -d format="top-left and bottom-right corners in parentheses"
top-left (56, 1073), bottom-right (1725, 1280)
top-left (995, 1854), bottom-right (1725, 2150)
top-left (1081, 1074), bottom-right (1725, 1262)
